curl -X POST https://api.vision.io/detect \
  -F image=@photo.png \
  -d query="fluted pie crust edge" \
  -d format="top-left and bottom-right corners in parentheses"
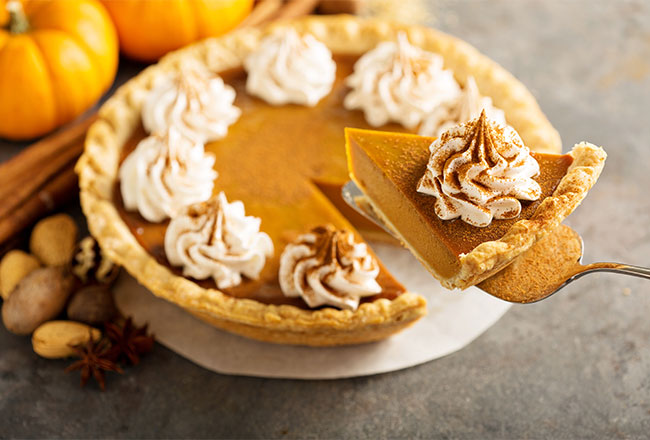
top-left (77, 15), bottom-right (561, 346)
top-left (454, 143), bottom-right (606, 288)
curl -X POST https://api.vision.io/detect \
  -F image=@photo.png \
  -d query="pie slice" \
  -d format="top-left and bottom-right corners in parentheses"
top-left (345, 126), bottom-right (606, 289)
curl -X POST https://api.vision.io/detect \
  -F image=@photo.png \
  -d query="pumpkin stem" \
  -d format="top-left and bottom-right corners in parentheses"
top-left (6, 1), bottom-right (30, 34)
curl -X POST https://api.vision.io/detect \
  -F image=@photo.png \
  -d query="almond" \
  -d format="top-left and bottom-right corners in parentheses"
top-left (32, 320), bottom-right (101, 359)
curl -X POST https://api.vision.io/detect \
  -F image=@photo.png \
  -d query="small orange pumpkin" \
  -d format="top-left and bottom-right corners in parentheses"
top-left (101, 0), bottom-right (254, 62)
top-left (0, 0), bottom-right (119, 140)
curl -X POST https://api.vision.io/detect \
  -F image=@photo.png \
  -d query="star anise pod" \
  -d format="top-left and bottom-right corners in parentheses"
top-left (65, 335), bottom-right (123, 391)
top-left (105, 317), bottom-right (155, 366)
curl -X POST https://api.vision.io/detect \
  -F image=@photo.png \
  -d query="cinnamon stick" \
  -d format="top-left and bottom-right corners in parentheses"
top-left (239, 0), bottom-right (321, 28)
top-left (319, 0), bottom-right (364, 14)
top-left (0, 115), bottom-right (94, 205)
top-left (0, 115), bottom-right (92, 248)
top-left (0, 160), bottom-right (78, 246)
top-left (273, 0), bottom-right (321, 20)
top-left (238, 0), bottom-right (284, 27)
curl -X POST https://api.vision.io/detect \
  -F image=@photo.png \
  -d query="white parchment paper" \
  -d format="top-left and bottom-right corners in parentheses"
top-left (114, 242), bottom-right (511, 379)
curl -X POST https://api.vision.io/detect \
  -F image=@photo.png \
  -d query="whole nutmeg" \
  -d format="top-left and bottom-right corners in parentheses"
top-left (72, 237), bottom-right (120, 286)
top-left (2, 267), bottom-right (73, 335)
top-left (30, 214), bottom-right (78, 267)
top-left (66, 285), bottom-right (117, 326)
top-left (32, 320), bottom-right (101, 359)
top-left (0, 250), bottom-right (41, 300)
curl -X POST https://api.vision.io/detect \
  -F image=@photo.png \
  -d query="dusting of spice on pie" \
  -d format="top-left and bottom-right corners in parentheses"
top-left (417, 111), bottom-right (542, 227)
top-left (119, 128), bottom-right (217, 223)
top-left (244, 28), bottom-right (336, 107)
top-left (344, 32), bottom-right (460, 129)
top-left (164, 192), bottom-right (274, 289)
top-left (279, 225), bottom-right (381, 310)
top-left (142, 60), bottom-right (241, 144)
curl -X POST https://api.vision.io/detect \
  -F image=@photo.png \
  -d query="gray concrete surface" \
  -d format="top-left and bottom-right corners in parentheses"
top-left (1, 1), bottom-right (649, 438)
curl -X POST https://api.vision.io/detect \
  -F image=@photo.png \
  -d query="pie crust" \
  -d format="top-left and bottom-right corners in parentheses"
top-left (453, 143), bottom-right (606, 288)
top-left (77, 15), bottom-right (562, 346)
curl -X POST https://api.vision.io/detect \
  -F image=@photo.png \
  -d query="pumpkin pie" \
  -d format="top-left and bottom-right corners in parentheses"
top-left (77, 15), bottom-right (563, 346)
top-left (345, 114), bottom-right (606, 290)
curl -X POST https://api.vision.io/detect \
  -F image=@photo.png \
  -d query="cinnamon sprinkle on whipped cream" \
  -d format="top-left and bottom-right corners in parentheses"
top-left (279, 225), bottom-right (381, 310)
top-left (142, 60), bottom-right (241, 144)
top-left (164, 192), bottom-right (274, 289)
top-left (417, 111), bottom-right (541, 227)
top-left (344, 32), bottom-right (461, 129)
top-left (244, 28), bottom-right (336, 107)
top-left (119, 128), bottom-right (217, 223)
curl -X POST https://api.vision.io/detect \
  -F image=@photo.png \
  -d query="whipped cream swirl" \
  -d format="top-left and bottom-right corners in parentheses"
top-left (344, 32), bottom-right (461, 129)
top-left (142, 62), bottom-right (241, 144)
top-left (119, 128), bottom-right (217, 223)
top-left (279, 225), bottom-right (381, 310)
top-left (417, 111), bottom-right (542, 227)
top-left (244, 28), bottom-right (336, 107)
top-left (164, 192), bottom-right (274, 289)
top-left (419, 76), bottom-right (506, 137)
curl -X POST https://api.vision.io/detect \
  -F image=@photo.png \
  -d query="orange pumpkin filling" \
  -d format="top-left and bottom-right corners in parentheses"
top-left (115, 55), bottom-right (410, 309)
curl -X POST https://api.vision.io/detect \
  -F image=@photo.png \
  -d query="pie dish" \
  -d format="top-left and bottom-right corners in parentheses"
top-left (346, 123), bottom-right (606, 290)
top-left (78, 15), bottom-right (562, 346)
